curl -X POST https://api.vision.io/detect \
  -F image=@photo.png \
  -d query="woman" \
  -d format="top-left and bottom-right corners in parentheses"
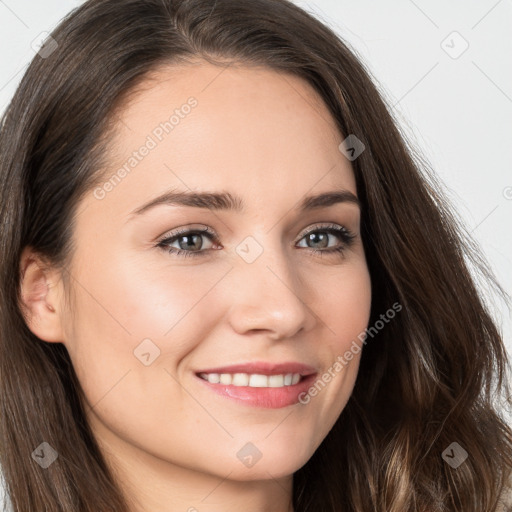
top-left (0, 0), bottom-right (511, 510)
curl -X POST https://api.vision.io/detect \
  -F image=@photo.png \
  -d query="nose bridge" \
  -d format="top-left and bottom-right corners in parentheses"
top-left (224, 233), bottom-right (312, 338)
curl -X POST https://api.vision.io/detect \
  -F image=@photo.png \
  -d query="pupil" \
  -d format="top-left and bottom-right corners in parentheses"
top-left (309, 232), bottom-right (328, 248)
top-left (180, 234), bottom-right (202, 251)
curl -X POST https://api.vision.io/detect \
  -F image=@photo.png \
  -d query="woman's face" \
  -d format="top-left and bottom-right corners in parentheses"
top-left (53, 62), bottom-right (371, 488)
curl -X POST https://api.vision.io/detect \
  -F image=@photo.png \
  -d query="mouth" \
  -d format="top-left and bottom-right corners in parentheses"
top-left (193, 370), bottom-right (317, 409)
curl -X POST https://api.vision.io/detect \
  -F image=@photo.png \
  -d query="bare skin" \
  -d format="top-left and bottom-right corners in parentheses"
top-left (20, 61), bottom-right (371, 512)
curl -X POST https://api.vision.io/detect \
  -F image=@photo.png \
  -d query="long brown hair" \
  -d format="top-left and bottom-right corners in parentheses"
top-left (1, 0), bottom-right (511, 510)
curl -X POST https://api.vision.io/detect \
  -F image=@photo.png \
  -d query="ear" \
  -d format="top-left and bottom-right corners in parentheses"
top-left (19, 247), bottom-right (66, 343)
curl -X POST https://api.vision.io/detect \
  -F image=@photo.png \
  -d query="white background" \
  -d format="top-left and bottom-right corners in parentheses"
top-left (1, 0), bottom-right (511, 506)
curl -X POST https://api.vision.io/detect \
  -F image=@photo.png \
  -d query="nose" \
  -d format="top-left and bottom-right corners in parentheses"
top-left (224, 241), bottom-right (315, 340)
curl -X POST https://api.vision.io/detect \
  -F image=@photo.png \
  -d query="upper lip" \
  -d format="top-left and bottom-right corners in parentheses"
top-left (195, 361), bottom-right (317, 376)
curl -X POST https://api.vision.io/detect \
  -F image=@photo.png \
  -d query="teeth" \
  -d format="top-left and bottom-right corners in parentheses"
top-left (219, 373), bottom-right (231, 385)
top-left (207, 373), bottom-right (220, 384)
top-left (198, 372), bottom-right (302, 387)
top-left (268, 375), bottom-right (284, 387)
top-left (249, 374), bottom-right (268, 387)
top-left (232, 373), bottom-right (249, 386)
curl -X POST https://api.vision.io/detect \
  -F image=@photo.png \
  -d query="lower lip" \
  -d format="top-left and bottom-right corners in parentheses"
top-left (194, 373), bottom-right (317, 408)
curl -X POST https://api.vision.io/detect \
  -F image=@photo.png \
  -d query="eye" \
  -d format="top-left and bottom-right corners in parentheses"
top-left (156, 223), bottom-right (356, 258)
top-left (156, 226), bottom-right (219, 258)
top-left (296, 223), bottom-right (356, 256)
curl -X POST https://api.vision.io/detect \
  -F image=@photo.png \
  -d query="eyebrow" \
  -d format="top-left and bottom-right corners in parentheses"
top-left (128, 188), bottom-right (361, 218)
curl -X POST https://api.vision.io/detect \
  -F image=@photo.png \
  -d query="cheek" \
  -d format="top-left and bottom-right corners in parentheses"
top-left (319, 257), bottom-right (372, 347)
top-left (63, 253), bottom-right (233, 403)
top-left (104, 253), bottom-right (234, 339)
top-left (303, 259), bottom-right (371, 424)
top-left (69, 251), bottom-right (231, 349)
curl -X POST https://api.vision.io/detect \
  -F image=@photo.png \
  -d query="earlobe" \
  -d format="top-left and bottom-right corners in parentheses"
top-left (19, 247), bottom-right (64, 343)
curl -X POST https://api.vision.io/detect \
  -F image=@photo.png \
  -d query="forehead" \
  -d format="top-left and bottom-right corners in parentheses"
top-left (87, 61), bottom-right (356, 219)
top-left (113, 60), bottom-right (340, 142)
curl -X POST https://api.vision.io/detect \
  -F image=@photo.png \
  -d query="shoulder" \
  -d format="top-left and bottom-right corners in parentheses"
top-left (497, 470), bottom-right (512, 512)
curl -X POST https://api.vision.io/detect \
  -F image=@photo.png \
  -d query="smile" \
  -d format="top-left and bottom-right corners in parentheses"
top-left (198, 372), bottom-right (302, 387)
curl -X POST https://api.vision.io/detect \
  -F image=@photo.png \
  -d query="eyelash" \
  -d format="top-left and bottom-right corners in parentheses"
top-left (156, 223), bottom-right (356, 259)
